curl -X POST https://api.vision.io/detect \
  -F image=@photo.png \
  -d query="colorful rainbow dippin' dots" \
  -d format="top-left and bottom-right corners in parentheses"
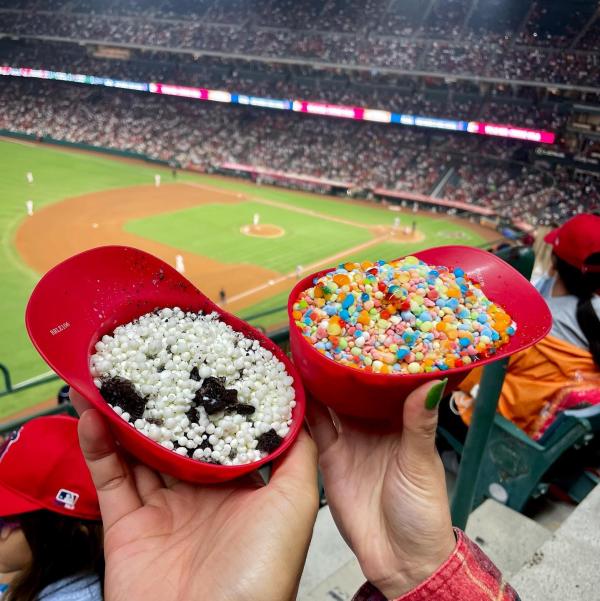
top-left (292, 257), bottom-right (516, 374)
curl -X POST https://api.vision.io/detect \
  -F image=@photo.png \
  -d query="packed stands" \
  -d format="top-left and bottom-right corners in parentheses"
top-left (0, 39), bottom-right (578, 132)
top-left (1, 0), bottom-right (599, 87)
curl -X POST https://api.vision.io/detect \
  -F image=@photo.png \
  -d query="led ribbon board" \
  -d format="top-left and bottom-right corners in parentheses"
top-left (0, 66), bottom-right (556, 144)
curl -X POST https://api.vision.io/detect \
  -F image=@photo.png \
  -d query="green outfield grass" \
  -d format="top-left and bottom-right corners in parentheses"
top-left (0, 138), bottom-right (488, 419)
top-left (127, 189), bottom-right (485, 275)
top-left (126, 185), bottom-right (486, 333)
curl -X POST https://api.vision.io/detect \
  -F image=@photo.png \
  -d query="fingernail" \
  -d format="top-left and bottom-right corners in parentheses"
top-left (425, 378), bottom-right (448, 411)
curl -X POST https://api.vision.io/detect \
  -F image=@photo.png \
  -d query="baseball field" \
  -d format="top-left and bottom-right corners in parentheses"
top-left (0, 137), bottom-right (496, 419)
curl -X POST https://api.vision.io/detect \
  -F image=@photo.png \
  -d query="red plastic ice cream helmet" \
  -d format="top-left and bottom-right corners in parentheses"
top-left (25, 246), bottom-right (305, 483)
top-left (288, 246), bottom-right (552, 420)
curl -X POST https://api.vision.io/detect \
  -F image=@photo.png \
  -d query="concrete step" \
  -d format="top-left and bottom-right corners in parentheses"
top-left (298, 474), bottom-right (563, 600)
top-left (301, 498), bottom-right (555, 600)
top-left (298, 505), bottom-right (359, 601)
top-left (302, 557), bottom-right (365, 601)
top-left (511, 484), bottom-right (600, 601)
top-left (465, 499), bottom-right (553, 578)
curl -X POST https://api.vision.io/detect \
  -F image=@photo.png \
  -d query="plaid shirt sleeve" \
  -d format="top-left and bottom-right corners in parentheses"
top-left (351, 529), bottom-right (520, 601)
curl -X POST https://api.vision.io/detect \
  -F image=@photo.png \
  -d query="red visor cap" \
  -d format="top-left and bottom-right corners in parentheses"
top-left (544, 214), bottom-right (600, 273)
top-left (0, 415), bottom-right (100, 520)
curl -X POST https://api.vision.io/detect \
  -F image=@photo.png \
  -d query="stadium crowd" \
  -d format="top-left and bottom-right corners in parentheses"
top-left (1, 0), bottom-right (596, 42)
top-left (1, 0), bottom-right (599, 87)
top-left (1, 78), bottom-right (597, 227)
top-left (0, 39), bottom-right (574, 132)
top-left (0, 1), bottom-right (597, 229)
top-left (442, 159), bottom-right (600, 226)
top-left (0, 78), bottom-right (451, 194)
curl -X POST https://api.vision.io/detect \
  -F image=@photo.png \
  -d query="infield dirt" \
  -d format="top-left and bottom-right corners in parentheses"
top-left (15, 183), bottom-right (281, 312)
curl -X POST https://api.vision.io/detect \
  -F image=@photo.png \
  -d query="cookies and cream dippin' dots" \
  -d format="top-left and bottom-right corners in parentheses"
top-left (90, 308), bottom-right (295, 465)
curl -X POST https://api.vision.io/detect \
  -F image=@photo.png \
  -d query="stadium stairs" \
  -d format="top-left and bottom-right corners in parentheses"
top-left (298, 484), bottom-right (599, 601)
top-left (511, 483), bottom-right (600, 601)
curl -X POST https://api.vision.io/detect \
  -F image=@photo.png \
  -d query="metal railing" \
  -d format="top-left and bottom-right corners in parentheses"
top-left (450, 245), bottom-right (536, 528)
top-left (0, 325), bottom-right (289, 436)
top-left (0, 364), bottom-right (59, 399)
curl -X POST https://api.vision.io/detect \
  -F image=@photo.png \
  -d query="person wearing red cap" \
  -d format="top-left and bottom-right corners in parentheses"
top-left (451, 213), bottom-right (600, 440)
top-left (0, 416), bottom-right (103, 601)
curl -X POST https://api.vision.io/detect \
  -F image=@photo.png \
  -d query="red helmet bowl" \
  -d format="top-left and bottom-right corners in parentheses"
top-left (288, 245), bottom-right (551, 420)
top-left (26, 246), bottom-right (305, 483)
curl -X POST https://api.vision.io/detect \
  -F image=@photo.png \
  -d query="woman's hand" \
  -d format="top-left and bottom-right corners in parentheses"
top-left (74, 396), bottom-right (319, 601)
top-left (307, 381), bottom-right (456, 599)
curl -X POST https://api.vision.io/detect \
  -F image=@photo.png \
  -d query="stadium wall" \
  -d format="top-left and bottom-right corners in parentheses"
top-left (0, 129), bottom-right (169, 166)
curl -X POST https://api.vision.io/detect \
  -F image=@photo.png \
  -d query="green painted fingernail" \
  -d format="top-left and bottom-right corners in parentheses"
top-left (425, 378), bottom-right (448, 411)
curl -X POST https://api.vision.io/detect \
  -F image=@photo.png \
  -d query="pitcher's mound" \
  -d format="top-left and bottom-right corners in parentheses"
top-left (240, 224), bottom-right (285, 238)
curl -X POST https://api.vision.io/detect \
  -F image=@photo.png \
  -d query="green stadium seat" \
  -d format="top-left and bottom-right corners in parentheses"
top-left (440, 401), bottom-right (600, 512)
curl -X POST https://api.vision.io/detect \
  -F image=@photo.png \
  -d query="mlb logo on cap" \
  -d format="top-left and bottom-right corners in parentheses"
top-left (55, 488), bottom-right (79, 511)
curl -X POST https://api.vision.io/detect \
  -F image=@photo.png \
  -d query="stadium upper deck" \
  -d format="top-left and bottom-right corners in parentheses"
top-left (1, 1), bottom-right (598, 229)
top-left (1, 0), bottom-right (599, 88)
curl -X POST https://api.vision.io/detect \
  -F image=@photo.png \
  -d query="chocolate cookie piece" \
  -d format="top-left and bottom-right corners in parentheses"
top-left (200, 377), bottom-right (226, 398)
top-left (194, 377), bottom-right (239, 415)
top-left (185, 406), bottom-right (198, 423)
top-left (256, 429), bottom-right (283, 454)
top-left (222, 388), bottom-right (238, 405)
top-left (195, 392), bottom-right (228, 415)
top-left (225, 403), bottom-right (255, 416)
top-left (189, 366), bottom-right (201, 381)
top-left (100, 376), bottom-right (146, 421)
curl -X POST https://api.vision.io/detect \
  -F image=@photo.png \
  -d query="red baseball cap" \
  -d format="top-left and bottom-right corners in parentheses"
top-left (0, 415), bottom-right (100, 520)
top-left (544, 214), bottom-right (600, 273)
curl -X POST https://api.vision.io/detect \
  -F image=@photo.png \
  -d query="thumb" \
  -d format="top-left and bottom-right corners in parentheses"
top-left (69, 388), bottom-right (93, 416)
top-left (77, 409), bottom-right (142, 531)
top-left (270, 430), bottom-right (319, 502)
top-left (400, 379), bottom-right (448, 460)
